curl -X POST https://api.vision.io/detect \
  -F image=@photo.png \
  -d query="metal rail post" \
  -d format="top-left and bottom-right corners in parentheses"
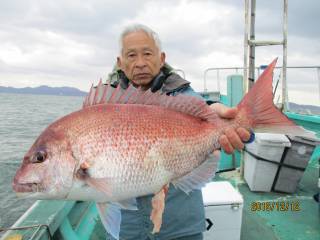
top-left (282, 0), bottom-right (289, 111)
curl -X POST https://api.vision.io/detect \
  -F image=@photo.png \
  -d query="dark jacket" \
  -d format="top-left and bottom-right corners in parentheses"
top-left (106, 71), bottom-right (206, 240)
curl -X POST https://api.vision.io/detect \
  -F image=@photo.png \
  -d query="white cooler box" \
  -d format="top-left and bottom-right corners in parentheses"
top-left (244, 133), bottom-right (291, 192)
top-left (202, 181), bottom-right (243, 240)
top-left (243, 133), bottom-right (318, 193)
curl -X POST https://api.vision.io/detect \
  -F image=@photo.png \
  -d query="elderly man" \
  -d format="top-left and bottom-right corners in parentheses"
top-left (106, 24), bottom-right (250, 240)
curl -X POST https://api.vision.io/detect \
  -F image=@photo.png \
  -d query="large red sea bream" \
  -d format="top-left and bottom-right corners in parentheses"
top-left (12, 59), bottom-right (313, 239)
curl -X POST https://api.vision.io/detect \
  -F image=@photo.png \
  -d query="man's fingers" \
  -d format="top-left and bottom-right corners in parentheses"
top-left (211, 103), bottom-right (252, 154)
top-left (225, 128), bottom-right (244, 150)
top-left (219, 135), bottom-right (234, 154)
top-left (236, 128), bottom-right (251, 142)
top-left (210, 103), bottom-right (238, 119)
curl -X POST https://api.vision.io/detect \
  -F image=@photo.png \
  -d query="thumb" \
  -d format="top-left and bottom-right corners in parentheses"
top-left (210, 103), bottom-right (238, 119)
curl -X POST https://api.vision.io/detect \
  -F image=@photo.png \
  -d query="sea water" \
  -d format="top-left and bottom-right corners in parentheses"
top-left (0, 93), bottom-right (83, 233)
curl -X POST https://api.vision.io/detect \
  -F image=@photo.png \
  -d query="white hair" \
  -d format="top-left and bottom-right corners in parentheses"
top-left (119, 24), bottom-right (162, 54)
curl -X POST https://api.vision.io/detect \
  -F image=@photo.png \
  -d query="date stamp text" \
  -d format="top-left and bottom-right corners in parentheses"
top-left (251, 200), bottom-right (300, 212)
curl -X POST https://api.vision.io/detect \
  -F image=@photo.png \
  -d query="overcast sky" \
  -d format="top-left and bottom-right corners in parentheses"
top-left (0, 0), bottom-right (319, 105)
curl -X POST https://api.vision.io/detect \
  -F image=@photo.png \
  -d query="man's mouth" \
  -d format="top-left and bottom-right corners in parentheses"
top-left (134, 73), bottom-right (152, 79)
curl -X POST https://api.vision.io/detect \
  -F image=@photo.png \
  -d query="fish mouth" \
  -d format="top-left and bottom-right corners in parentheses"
top-left (13, 182), bottom-right (43, 193)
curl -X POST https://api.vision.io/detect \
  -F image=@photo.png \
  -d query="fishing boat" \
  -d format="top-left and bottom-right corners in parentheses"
top-left (1, 1), bottom-right (319, 240)
top-left (1, 72), bottom-right (319, 240)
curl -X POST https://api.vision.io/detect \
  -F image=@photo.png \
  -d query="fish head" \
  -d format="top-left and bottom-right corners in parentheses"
top-left (12, 126), bottom-right (77, 199)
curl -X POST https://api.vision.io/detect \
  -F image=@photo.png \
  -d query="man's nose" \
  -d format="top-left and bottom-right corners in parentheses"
top-left (135, 55), bottom-right (147, 68)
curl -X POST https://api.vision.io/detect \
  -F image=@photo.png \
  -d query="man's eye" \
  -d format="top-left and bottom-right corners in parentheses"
top-left (144, 52), bottom-right (152, 56)
top-left (127, 53), bottom-right (136, 58)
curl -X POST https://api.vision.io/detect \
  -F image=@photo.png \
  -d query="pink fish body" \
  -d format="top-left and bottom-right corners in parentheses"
top-left (13, 93), bottom-right (220, 200)
top-left (12, 59), bottom-right (312, 238)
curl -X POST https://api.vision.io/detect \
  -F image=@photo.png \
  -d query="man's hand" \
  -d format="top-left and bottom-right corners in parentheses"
top-left (211, 103), bottom-right (251, 154)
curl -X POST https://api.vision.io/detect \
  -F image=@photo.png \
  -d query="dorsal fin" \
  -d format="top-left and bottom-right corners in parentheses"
top-left (83, 82), bottom-right (219, 122)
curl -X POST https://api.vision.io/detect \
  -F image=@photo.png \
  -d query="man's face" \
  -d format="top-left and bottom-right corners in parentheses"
top-left (118, 30), bottom-right (165, 88)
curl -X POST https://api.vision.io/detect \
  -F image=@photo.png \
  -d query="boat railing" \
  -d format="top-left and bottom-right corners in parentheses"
top-left (0, 200), bottom-right (98, 240)
top-left (203, 66), bottom-right (320, 105)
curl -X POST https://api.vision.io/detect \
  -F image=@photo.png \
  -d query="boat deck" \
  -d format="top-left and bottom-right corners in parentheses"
top-left (216, 148), bottom-right (319, 240)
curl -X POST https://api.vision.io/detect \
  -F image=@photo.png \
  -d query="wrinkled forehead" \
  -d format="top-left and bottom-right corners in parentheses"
top-left (121, 31), bottom-right (159, 54)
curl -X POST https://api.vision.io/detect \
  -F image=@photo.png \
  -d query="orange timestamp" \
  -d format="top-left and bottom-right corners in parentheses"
top-left (251, 200), bottom-right (300, 212)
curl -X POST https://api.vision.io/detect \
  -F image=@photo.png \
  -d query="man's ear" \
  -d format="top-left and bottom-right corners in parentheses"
top-left (117, 57), bottom-right (122, 69)
top-left (160, 52), bottom-right (166, 67)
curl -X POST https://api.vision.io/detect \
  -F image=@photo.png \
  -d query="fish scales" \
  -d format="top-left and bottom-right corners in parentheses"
top-left (56, 103), bottom-right (218, 201)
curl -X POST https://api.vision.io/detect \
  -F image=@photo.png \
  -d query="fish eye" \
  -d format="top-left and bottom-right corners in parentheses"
top-left (34, 151), bottom-right (47, 163)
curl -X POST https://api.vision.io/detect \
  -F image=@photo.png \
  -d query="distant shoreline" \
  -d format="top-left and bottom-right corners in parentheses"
top-left (1, 86), bottom-right (319, 115)
top-left (0, 85), bottom-right (87, 97)
top-left (0, 92), bottom-right (85, 97)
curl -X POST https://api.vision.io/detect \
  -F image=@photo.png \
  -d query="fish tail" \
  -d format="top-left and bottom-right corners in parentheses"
top-left (237, 58), bottom-right (315, 138)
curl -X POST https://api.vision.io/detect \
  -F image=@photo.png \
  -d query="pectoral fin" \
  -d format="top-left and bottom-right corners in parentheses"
top-left (85, 177), bottom-right (113, 197)
top-left (76, 162), bottom-right (113, 197)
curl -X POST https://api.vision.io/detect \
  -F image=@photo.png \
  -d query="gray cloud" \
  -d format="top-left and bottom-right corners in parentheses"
top-left (0, 0), bottom-right (319, 105)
